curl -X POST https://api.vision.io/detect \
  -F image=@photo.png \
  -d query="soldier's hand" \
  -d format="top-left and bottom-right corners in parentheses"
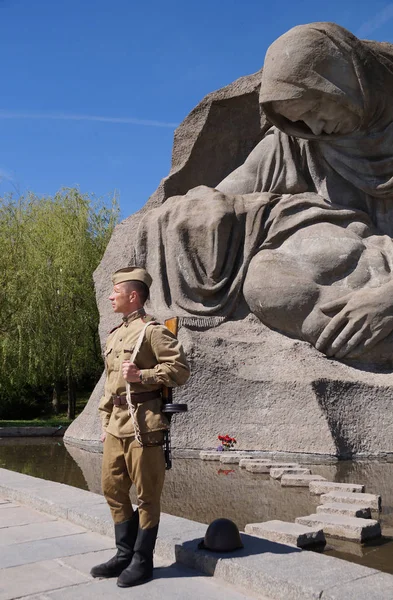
top-left (122, 361), bottom-right (142, 383)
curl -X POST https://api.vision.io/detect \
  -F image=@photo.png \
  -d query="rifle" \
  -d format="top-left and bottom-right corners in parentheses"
top-left (161, 317), bottom-right (188, 470)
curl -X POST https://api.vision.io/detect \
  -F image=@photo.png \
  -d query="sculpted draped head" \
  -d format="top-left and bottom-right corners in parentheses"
top-left (259, 22), bottom-right (393, 138)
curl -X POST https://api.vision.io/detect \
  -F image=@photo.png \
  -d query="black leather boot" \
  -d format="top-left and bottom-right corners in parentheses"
top-left (90, 511), bottom-right (139, 578)
top-left (117, 524), bottom-right (158, 587)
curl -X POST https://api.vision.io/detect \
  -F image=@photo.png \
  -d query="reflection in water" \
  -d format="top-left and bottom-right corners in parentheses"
top-left (1, 438), bottom-right (393, 575)
top-left (0, 437), bottom-right (88, 490)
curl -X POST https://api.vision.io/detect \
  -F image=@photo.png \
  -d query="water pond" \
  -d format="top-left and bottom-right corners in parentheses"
top-left (1, 437), bottom-right (392, 575)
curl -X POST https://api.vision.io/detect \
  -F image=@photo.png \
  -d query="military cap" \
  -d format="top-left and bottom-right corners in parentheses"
top-left (112, 267), bottom-right (152, 288)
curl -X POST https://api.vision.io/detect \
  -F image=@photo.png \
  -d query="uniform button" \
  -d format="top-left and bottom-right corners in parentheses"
top-left (119, 338), bottom-right (122, 341)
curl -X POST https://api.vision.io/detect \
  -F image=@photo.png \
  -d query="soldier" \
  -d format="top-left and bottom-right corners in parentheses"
top-left (90, 267), bottom-right (190, 587)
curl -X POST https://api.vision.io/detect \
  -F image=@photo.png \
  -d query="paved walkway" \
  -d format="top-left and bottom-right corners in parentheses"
top-left (0, 497), bottom-right (261, 600)
top-left (2, 469), bottom-right (393, 600)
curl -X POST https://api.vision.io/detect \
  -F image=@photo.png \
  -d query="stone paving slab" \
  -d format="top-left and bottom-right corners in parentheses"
top-left (0, 469), bottom-right (105, 519)
top-left (27, 561), bottom-right (262, 600)
top-left (321, 571), bottom-right (393, 600)
top-left (317, 502), bottom-right (371, 519)
top-left (0, 505), bottom-right (57, 528)
top-left (239, 458), bottom-right (270, 468)
top-left (177, 536), bottom-right (384, 600)
top-left (219, 454), bottom-right (242, 464)
top-left (219, 454), bottom-right (253, 464)
top-left (296, 513), bottom-right (381, 542)
top-left (1, 531), bottom-right (114, 569)
top-left (245, 520), bottom-right (325, 548)
top-left (309, 481), bottom-right (365, 495)
top-left (320, 491), bottom-right (382, 511)
top-left (1, 468), bottom-right (393, 600)
top-left (67, 503), bottom-right (114, 537)
top-left (0, 501), bottom-right (20, 507)
top-left (1, 527), bottom-right (261, 600)
top-left (281, 474), bottom-right (326, 487)
top-left (245, 462), bottom-right (299, 474)
top-left (269, 467), bottom-right (311, 480)
top-left (199, 451), bottom-right (220, 461)
top-left (63, 548), bottom-right (267, 599)
top-left (0, 558), bottom-right (90, 600)
top-left (0, 518), bottom-right (86, 546)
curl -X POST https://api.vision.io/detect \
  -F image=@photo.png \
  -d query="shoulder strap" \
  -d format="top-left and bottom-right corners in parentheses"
top-left (130, 320), bottom-right (158, 363)
top-left (126, 319), bottom-right (158, 447)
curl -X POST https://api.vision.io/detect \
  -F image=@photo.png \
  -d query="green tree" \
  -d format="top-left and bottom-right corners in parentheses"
top-left (0, 188), bottom-right (119, 419)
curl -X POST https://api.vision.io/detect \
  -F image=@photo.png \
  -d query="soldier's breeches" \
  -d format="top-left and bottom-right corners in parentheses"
top-left (102, 432), bottom-right (165, 529)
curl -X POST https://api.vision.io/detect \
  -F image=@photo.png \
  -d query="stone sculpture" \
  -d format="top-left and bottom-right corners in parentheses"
top-left (135, 22), bottom-right (393, 366)
top-left (65, 22), bottom-right (393, 457)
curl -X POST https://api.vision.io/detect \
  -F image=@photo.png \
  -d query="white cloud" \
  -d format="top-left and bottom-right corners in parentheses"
top-left (356, 3), bottom-right (393, 38)
top-left (0, 110), bottom-right (179, 128)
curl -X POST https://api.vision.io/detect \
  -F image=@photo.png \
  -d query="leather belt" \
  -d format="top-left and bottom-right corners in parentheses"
top-left (111, 391), bottom-right (161, 406)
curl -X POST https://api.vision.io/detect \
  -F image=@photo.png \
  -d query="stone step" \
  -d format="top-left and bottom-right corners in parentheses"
top-left (199, 451), bottom-right (220, 461)
top-left (270, 467), bottom-right (311, 480)
top-left (245, 519), bottom-right (326, 549)
top-left (245, 462), bottom-right (300, 474)
top-left (239, 458), bottom-right (271, 469)
top-left (281, 474), bottom-right (326, 487)
top-left (309, 481), bottom-right (365, 495)
top-left (317, 503), bottom-right (371, 519)
top-left (219, 453), bottom-right (253, 464)
top-left (296, 513), bottom-right (381, 542)
top-left (320, 491), bottom-right (382, 511)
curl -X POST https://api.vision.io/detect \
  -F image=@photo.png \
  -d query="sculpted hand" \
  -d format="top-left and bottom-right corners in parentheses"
top-left (101, 431), bottom-right (107, 443)
top-left (315, 284), bottom-right (393, 359)
top-left (122, 361), bottom-right (142, 383)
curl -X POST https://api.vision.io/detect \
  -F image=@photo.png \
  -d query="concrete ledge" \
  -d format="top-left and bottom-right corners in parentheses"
top-left (0, 426), bottom-right (67, 437)
top-left (1, 468), bottom-right (393, 600)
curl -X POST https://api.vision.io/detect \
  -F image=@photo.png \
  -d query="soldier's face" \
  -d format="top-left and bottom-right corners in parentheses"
top-left (109, 283), bottom-right (135, 315)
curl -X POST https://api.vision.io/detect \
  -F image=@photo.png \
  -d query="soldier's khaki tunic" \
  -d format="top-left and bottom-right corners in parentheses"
top-left (98, 308), bottom-right (190, 528)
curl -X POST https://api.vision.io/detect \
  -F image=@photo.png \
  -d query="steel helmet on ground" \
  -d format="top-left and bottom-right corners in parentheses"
top-left (198, 518), bottom-right (243, 552)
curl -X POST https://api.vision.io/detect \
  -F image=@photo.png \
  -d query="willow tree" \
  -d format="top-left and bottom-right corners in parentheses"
top-left (0, 188), bottom-right (119, 419)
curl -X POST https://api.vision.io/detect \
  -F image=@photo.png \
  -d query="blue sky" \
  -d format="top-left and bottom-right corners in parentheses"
top-left (1, 0), bottom-right (393, 218)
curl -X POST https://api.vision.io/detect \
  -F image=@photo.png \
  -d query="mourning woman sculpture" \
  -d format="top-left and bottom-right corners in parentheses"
top-left (135, 23), bottom-right (393, 366)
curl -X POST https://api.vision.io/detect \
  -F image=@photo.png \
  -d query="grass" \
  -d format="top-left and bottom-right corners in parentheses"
top-left (0, 417), bottom-right (71, 428)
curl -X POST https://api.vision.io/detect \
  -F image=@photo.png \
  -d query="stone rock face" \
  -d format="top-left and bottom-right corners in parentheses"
top-left (66, 312), bottom-right (393, 456)
top-left (65, 34), bottom-right (393, 458)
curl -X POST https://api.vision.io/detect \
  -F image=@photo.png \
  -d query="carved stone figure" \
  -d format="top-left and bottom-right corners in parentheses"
top-left (136, 22), bottom-right (393, 365)
top-left (65, 22), bottom-right (393, 458)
